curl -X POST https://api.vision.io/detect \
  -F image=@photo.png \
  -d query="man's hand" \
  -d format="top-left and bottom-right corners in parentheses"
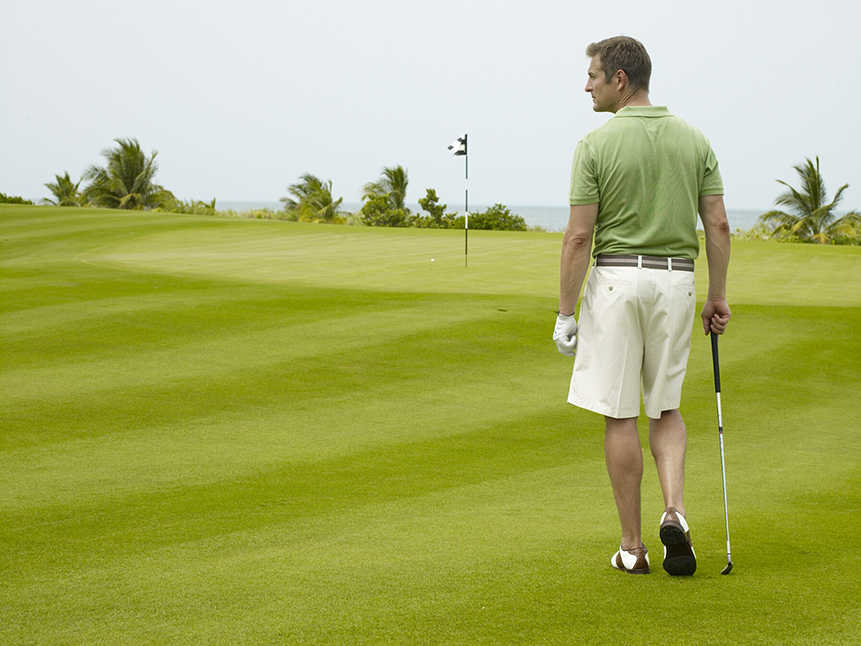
top-left (701, 298), bottom-right (731, 335)
top-left (553, 312), bottom-right (578, 356)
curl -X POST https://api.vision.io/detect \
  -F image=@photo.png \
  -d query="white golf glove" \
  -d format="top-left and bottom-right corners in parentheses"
top-left (553, 312), bottom-right (578, 356)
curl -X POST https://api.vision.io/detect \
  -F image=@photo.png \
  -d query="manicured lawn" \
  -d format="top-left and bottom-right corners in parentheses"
top-left (2, 205), bottom-right (859, 645)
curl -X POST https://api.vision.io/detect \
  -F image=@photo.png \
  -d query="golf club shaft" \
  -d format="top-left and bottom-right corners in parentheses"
top-left (718, 406), bottom-right (731, 562)
top-left (711, 331), bottom-right (733, 567)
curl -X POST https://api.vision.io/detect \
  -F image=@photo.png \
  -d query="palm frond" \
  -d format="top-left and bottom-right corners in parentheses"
top-left (282, 174), bottom-right (343, 223)
top-left (42, 172), bottom-right (84, 206)
top-left (361, 166), bottom-right (409, 210)
top-left (762, 157), bottom-right (857, 243)
top-left (361, 180), bottom-right (387, 202)
top-left (82, 138), bottom-right (170, 210)
top-left (826, 210), bottom-right (861, 240)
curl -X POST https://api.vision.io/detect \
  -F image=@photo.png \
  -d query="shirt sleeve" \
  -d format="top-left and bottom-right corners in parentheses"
top-left (699, 142), bottom-right (724, 196)
top-left (569, 140), bottom-right (601, 205)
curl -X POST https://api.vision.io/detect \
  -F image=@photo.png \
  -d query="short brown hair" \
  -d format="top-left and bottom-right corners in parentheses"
top-left (586, 36), bottom-right (651, 93)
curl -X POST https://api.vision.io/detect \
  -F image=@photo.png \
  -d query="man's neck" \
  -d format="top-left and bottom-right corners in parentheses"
top-left (613, 91), bottom-right (652, 113)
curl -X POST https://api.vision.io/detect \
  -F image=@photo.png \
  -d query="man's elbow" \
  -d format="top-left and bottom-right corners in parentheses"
top-left (699, 196), bottom-right (731, 239)
top-left (563, 226), bottom-right (593, 253)
top-left (707, 216), bottom-right (731, 239)
top-left (711, 218), bottom-right (732, 238)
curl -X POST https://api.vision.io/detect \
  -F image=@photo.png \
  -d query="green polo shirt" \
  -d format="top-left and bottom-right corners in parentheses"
top-left (569, 106), bottom-right (724, 259)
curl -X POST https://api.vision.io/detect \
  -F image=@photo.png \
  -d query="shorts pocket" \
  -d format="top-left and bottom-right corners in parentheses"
top-left (675, 282), bottom-right (695, 298)
top-left (597, 279), bottom-right (632, 297)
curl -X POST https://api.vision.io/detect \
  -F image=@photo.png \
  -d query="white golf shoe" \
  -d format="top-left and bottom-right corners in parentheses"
top-left (610, 545), bottom-right (650, 574)
top-left (660, 507), bottom-right (697, 576)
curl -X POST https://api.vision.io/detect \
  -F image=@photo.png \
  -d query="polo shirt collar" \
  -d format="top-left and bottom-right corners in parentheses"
top-left (615, 106), bottom-right (672, 118)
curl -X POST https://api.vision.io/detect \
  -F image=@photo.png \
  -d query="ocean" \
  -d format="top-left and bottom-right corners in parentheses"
top-left (218, 200), bottom-right (764, 233)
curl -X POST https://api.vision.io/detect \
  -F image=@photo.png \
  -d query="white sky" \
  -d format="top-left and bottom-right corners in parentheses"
top-left (2, 0), bottom-right (859, 211)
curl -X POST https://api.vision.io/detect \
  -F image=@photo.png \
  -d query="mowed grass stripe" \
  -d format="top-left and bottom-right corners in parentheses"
top-left (2, 407), bottom-right (585, 572)
top-left (77, 222), bottom-right (564, 296)
top-left (2, 292), bottom-right (566, 506)
top-left (75, 216), bottom-right (861, 306)
top-left (0, 287), bottom-right (512, 407)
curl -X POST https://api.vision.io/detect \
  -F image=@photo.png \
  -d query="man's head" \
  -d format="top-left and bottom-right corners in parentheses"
top-left (584, 36), bottom-right (651, 113)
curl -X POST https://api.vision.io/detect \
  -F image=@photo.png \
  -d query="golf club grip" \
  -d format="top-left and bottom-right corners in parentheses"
top-left (710, 331), bottom-right (721, 393)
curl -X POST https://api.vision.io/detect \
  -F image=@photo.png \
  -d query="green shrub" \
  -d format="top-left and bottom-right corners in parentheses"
top-left (361, 195), bottom-right (413, 227)
top-left (468, 204), bottom-right (527, 231)
top-left (240, 208), bottom-right (279, 220)
top-left (0, 192), bottom-right (34, 205)
top-left (158, 198), bottom-right (218, 216)
top-left (415, 188), bottom-right (459, 229)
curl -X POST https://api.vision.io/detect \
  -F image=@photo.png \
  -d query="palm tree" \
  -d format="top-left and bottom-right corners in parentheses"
top-left (759, 157), bottom-right (861, 243)
top-left (82, 138), bottom-right (174, 210)
top-left (362, 165), bottom-right (409, 211)
top-left (280, 174), bottom-right (343, 223)
top-left (42, 172), bottom-right (86, 206)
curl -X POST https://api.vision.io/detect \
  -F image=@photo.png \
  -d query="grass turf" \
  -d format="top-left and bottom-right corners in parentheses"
top-left (1, 204), bottom-right (860, 645)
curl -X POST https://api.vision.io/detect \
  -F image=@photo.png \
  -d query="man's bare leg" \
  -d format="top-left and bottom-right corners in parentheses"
top-left (650, 409), bottom-right (697, 575)
top-left (649, 409), bottom-right (687, 517)
top-left (604, 416), bottom-right (643, 550)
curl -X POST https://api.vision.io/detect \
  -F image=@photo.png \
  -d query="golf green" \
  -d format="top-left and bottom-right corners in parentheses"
top-left (2, 205), bottom-right (859, 645)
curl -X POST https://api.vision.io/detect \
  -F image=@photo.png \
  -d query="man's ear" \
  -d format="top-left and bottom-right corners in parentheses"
top-left (614, 69), bottom-right (628, 90)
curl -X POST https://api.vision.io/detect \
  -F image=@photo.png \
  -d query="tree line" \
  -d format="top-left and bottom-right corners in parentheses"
top-left (6, 138), bottom-right (861, 243)
top-left (29, 138), bottom-right (528, 231)
top-left (281, 165), bottom-right (527, 231)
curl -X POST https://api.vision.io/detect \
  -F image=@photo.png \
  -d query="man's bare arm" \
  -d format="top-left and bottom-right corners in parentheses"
top-left (698, 194), bottom-right (732, 335)
top-left (559, 203), bottom-right (599, 316)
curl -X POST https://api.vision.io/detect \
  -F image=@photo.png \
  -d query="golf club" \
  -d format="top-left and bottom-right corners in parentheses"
top-left (710, 330), bottom-right (734, 575)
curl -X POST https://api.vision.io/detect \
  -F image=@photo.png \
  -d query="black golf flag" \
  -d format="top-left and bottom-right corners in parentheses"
top-left (448, 135), bottom-right (467, 158)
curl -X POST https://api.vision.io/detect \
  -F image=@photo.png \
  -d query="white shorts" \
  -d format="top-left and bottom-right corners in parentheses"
top-left (568, 265), bottom-right (696, 419)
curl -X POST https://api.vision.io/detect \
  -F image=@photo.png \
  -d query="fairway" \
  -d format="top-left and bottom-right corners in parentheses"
top-left (2, 205), bottom-right (860, 645)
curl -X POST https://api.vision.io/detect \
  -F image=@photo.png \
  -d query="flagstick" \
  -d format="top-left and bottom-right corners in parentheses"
top-left (447, 134), bottom-right (468, 267)
top-left (464, 153), bottom-right (469, 268)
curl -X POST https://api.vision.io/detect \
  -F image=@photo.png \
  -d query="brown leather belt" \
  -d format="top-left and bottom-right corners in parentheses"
top-left (595, 254), bottom-right (695, 272)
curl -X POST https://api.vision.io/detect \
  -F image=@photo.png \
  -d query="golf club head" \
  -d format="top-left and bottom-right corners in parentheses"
top-left (721, 562), bottom-right (734, 575)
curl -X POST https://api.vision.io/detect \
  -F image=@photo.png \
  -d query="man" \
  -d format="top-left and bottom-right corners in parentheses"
top-left (553, 36), bottom-right (731, 576)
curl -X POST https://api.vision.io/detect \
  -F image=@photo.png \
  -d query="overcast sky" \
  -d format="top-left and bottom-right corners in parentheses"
top-left (2, 0), bottom-right (859, 212)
